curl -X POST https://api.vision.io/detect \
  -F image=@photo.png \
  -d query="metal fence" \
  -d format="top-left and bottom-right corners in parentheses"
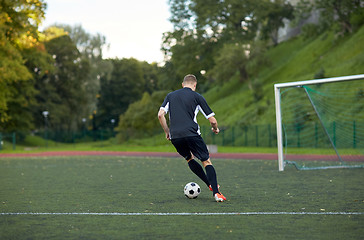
top-left (0, 132), bottom-right (17, 150)
top-left (0, 129), bottom-right (115, 150)
top-left (201, 124), bottom-right (277, 147)
top-left (0, 124), bottom-right (278, 150)
top-left (1, 121), bottom-right (362, 150)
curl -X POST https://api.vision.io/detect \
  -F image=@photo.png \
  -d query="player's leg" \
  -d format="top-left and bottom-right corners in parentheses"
top-left (187, 136), bottom-right (226, 201)
top-left (201, 159), bottom-right (218, 194)
top-left (186, 136), bottom-right (218, 194)
top-left (201, 159), bottom-right (226, 201)
top-left (171, 138), bottom-right (210, 187)
top-left (186, 158), bottom-right (210, 187)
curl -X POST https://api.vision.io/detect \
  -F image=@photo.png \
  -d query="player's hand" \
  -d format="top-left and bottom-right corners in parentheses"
top-left (211, 127), bottom-right (219, 134)
top-left (166, 132), bottom-right (171, 141)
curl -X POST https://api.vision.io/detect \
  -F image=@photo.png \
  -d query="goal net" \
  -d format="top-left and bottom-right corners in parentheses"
top-left (274, 74), bottom-right (364, 171)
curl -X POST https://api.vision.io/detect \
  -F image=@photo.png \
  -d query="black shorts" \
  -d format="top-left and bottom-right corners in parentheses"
top-left (171, 135), bottom-right (210, 161)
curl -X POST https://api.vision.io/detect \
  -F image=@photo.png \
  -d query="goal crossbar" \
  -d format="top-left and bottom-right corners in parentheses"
top-left (274, 74), bottom-right (364, 171)
top-left (274, 74), bottom-right (364, 88)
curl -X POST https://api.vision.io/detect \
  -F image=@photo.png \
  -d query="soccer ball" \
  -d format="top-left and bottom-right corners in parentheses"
top-left (184, 182), bottom-right (201, 199)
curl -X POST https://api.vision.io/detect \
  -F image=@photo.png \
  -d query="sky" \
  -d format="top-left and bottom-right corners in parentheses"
top-left (40, 0), bottom-right (173, 63)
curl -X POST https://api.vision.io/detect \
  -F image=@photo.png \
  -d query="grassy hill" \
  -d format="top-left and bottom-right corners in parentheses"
top-left (201, 25), bottom-right (364, 128)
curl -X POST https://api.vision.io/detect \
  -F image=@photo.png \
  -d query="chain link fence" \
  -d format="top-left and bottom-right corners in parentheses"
top-left (0, 124), bottom-right (278, 150)
top-left (2, 121), bottom-right (362, 151)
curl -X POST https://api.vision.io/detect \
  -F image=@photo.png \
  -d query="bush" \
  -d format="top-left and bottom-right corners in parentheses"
top-left (116, 90), bottom-right (169, 143)
top-left (301, 23), bottom-right (321, 39)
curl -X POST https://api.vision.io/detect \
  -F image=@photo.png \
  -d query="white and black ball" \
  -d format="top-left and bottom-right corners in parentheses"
top-left (184, 182), bottom-right (201, 199)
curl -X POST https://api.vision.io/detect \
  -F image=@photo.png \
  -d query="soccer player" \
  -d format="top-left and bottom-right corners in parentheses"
top-left (158, 74), bottom-right (227, 202)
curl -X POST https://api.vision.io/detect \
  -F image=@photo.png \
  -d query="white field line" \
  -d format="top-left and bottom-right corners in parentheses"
top-left (1, 212), bottom-right (363, 216)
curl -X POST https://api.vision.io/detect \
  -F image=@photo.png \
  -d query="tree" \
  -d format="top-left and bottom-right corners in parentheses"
top-left (296, 0), bottom-right (363, 35)
top-left (0, 0), bottom-right (46, 44)
top-left (140, 61), bottom-right (160, 94)
top-left (21, 38), bottom-right (55, 131)
top-left (208, 40), bottom-right (268, 101)
top-left (318, 0), bottom-right (363, 34)
top-left (157, 61), bottom-right (180, 91)
top-left (51, 24), bottom-right (110, 123)
top-left (162, 0), bottom-right (221, 89)
top-left (162, 31), bottom-right (215, 89)
top-left (116, 90), bottom-right (169, 142)
top-left (0, 0), bottom-right (46, 130)
top-left (163, 0), bottom-right (273, 89)
top-left (0, 39), bottom-right (35, 130)
top-left (191, 0), bottom-right (261, 43)
top-left (259, 0), bottom-right (294, 46)
top-left (96, 58), bottom-right (145, 129)
top-left (41, 31), bottom-right (90, 132)
top-left (54, 24), bottom-right (107, 60)
top-left (0, 34), bottom-right (33, 127)
top-left (209, 43), bottom-right (249, 85)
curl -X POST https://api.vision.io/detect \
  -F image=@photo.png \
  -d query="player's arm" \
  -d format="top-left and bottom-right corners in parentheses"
top-left (158, 108), bottom-right (170, 140)
top-left (208, 116), bottom-right (219, 134)
top-left (197, 95), bottom-right (219, 134)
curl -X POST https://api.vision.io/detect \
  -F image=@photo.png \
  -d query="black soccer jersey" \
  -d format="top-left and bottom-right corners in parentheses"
top-left (160, 87), bottom-right (215, 139)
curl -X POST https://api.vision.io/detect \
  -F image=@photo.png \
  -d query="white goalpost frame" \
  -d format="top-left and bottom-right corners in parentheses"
top-left (274, 74), bottom-right (364, 171)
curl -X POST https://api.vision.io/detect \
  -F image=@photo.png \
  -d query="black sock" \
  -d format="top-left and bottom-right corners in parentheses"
top-left (188, 159), bottom-right (210, 187)
top-left (205, 165), bottom-right (219, 195)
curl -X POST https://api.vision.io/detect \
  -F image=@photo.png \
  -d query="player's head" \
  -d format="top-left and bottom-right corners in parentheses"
top-left (182, 74), bottom-right (197, 91)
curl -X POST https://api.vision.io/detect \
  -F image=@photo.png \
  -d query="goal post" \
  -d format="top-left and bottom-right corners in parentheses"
top-left (274, 74), bottom-right (364, 171)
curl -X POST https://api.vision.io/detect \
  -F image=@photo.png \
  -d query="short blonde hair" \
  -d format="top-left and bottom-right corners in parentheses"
top-left (183, 74), bottom-right (197, 84)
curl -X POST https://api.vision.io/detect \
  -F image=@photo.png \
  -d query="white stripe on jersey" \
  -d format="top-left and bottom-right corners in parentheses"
top-left (160, 102), bottom-right (169, 114)
top-left (193, 105), bottom-right (215, 135)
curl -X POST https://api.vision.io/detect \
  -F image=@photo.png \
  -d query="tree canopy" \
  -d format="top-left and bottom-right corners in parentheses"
top-left (162, 0), bottom-right (294, 92)
top-left (0, 0), bottom-right (46, 128)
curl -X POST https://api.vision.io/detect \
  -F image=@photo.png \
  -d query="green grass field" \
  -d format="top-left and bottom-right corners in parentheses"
top-left (0, 155), bottom-right (363, 239)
